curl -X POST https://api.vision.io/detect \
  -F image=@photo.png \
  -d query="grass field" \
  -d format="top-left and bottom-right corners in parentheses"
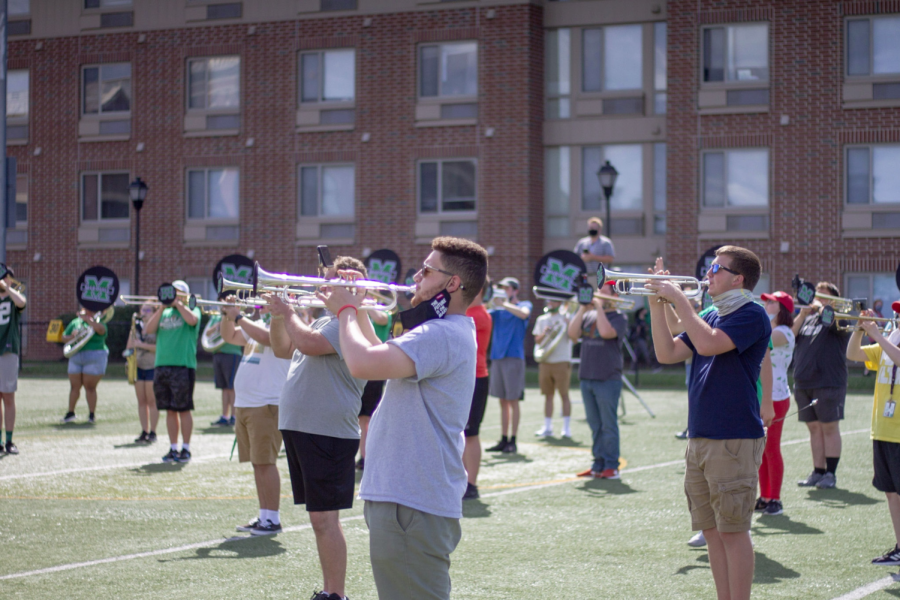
top-left (0, 376), bottom-right (897, 599)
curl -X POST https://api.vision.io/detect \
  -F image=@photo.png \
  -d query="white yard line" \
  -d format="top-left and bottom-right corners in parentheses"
top-left (0, 453), bottom-right (232, 481)
top-left (831, 576), bottom-right (896, 599)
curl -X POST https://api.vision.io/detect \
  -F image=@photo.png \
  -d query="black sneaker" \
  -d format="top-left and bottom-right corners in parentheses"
top-left (250, 519), bottom-right (283, 536)
top-left (463, 483), bottom-right (480, 500)
top-left (5, 442), bottom-right (18, 455)
top-left (162, 449), bottom-right (179, 463)
top-left (236, 517), bottom-right (261, 532)
top-left (176, 448), bottom-right (191, 463)
top-left (502, 441), bottom-right (517, 454)
top-left (148, 431), bottom-right (157, 443)
top-left (762, 500), bottom-right (784, 516)
top-left (61, 412), bottom-right (76, 424)
top-left (356, 457), bottom-right (365, 471)
top-left (88, 413), bottom-right (96, 424)
top-left (675, 429), bottom-right (689, 440)
top-left (754, 497), bottom-right (768, 512)
top-left (486, 439), bottom-right (508, 452)
top-left (228, 415), bottom-right (236, 427)
top-left (873, 545), bottom-right (900, 566)
top-left (134, 432), bottom-right (149, 444)
top-left (798, 470), bottom-right (825, 487)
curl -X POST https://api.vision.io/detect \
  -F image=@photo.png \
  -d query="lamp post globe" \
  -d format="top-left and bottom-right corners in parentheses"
top-left (597, 160), bottom-right (618, 239)
top-left (129, 177), bottom-right (148, 295)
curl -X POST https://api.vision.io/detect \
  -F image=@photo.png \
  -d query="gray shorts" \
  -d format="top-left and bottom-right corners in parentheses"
top-left (0, 353), bottom-right (18, 393)
top-left (795, 386), bottom-right (845, 423)
top-left (68, 349), bottom-right (109, 376)
top-left (489, 357), bottom-right (525, 400)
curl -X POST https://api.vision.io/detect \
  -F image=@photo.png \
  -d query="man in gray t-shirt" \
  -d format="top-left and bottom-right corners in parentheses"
top-left (318, 236), bottom-right (488, 600)
top-left (573, 216), bottom-right (616, 275)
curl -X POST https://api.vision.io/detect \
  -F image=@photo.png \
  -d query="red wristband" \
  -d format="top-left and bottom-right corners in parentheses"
top-left (337, 304), bottom-right (358, 318)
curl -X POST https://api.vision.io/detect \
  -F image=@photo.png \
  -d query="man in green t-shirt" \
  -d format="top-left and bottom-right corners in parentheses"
top-left (207, 308), bottom-right (244, 427)
top-left (144, 280), bottom-right (201, 463)
top-left (0, 267), bottom-right (26, 455)
top-left (60, 307), bottom-right (110, 425)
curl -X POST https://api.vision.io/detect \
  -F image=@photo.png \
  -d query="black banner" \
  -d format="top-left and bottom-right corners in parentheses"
top-left (365, 249), bottom-right (402, 285)
top-left (157, 283), bottom-right (177, 306)
top-left (533, 250), bottom-right (587, 296)
top-left (695, 245), bottom-right (722, 281)
top-left (213, 254), bottom-right (254, 296)
top-left (76, 266), bottom-right (120, 312)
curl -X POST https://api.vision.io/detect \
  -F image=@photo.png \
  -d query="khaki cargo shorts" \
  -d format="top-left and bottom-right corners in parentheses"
top-left (235, 405), bottom-right (282, 465)
top-left (538, 361), bottom-right (571, 396)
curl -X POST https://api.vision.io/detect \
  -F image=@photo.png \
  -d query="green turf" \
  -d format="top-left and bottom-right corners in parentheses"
top-left (0, 377), bottom-right (896, 599)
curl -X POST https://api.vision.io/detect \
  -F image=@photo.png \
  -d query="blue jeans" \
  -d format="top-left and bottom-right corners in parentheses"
top-left (580, 378), bottom-right (622, 472)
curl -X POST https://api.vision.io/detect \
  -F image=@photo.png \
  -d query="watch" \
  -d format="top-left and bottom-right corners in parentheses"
top-left (234, 314), bottom-right (244, 323)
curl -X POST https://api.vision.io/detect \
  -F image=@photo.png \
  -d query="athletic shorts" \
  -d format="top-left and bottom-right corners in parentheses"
top-left (489, 357), bottom-right (525, 400)
top-left (67, 349), bottom-right (109, 376)
top-left (539, 361), bottom-right (571, 397)
top-left (465, 376), bottom-right (490, 438)
top-left (684, 437), bottom-right (765, 533)
top-left (154, 366), bottom-right (195, 412)
top-left (873, 440), bottom-right (900, 494)
top-left (0, 352), bottom-right (18, 393)
top-left (136, 368), bottom-right (154, 382)
top-left (281, 429), bottom-right (359, 512)
top-left (359, 380), bottom-right (385, 417)
top-left (213, 353), bottom-right (241, 390)
top-left (795, 386), bottom-right (845, 423)
top-left (235, 405), bottom-right (282, 465)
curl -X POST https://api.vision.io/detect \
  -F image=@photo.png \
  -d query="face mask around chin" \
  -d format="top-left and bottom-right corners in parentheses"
top-left (768, 312), bottom-right (776, 322)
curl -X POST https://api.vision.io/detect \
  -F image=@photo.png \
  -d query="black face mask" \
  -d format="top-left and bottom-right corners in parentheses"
top-left (588, 228), bottom-right (599, 236)
top-left (392, 289), bottom-right (451, 338)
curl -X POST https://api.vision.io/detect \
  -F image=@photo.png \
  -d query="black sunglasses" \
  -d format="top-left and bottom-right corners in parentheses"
top-left (709, 263), bottom-right (740, 276)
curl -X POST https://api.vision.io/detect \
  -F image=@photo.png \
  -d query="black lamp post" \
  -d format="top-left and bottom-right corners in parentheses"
top-left (597, 160), bottom-right (618, 238)
top-left (129, 177), bottom-right (148, 295)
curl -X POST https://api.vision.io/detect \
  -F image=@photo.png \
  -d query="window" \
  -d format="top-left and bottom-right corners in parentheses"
top-left (85, 0), bottom-right (131, 7)
top-left (582, 25), bottom-right (643, 92)
top-left (653, 143), bottom-right (666, 234)
top-left (188, 56), bottom-right (240, 110)
top-left (846, 273), bottom-right (898, 313)
top-left (545, 29), bottom-right (571, 119)
top-left (703, 24), bottom-right (768, 83)
top-left (298, 164), bottom-right (355, 218)
top-left (847, 16), bottom-right (900, 77)
top-left (7, 70), bottom-right (28, 121)
top-left (83, 64), bottom-right (131, 115)
top-left (702, 149), bottom-right (769, 207)
top-left (321, 0), bottom-right (356, 10)
top-left (419, 42), bottom-right (477, 98)
top-left (654, 22), bottom-right (667, 114)
top-left (846, 145), bottom-right (900, 204)
top-left (187, 168), bottom-right (240, 220)
top-left (15, 175), bottom-right (27, 224)
top-left (582, 145), bottom-right (642, 211)
top-left (9, 0), bottom-right (29, 15)
top-left (300, 49), bottom-right (355, 103)
top-left (545, 147), bottom-right (570, 237)
top-left (185, 278), bottom-right (217, 303)
top-left (82, 172), bottom-right (130, 221)
top-left (419, 160), bottom-right (476, 213)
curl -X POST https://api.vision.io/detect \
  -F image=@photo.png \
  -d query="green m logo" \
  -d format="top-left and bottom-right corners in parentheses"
top-left (80, 276), bottom-right (116, 303)
top-left (222, 263), bottom-right (253, 284)
top-left (539, 258), bottom-right (581, 291)
top-left (368, 259), bottom-right (398, 285)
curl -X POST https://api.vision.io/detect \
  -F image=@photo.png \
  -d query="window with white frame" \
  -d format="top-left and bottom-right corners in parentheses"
top-left (419, 42), bottom-right (477, 99)
top-left (298, 164), bottom-right (355, 218)
top-left (653, 143), bottom-right (666, 234)
top-left (846, 145), bottom-right (900, 205)
top-left (82, 172), bottom-right (130, 221)
top-left (702, 23), bottom-right (768, 83)
top-left (188, 56), bottom-right (240, 112)
top-left (702, 149), bottom-right (769, 207)
top-left (582, 144), bottom-right (643, 212)
top-left (300, 49), bottom-right (355, 103)
top-left (83, 63), bottom-right (131, 115)
top-left (846, 273), bottom-right (899, 313)
top-left (187, 168), bottom-right (240, 220)
top-left (545, 29), bottom-right (571, 119)
top-left (582, 25), bottom-right (643, 92)
top-left (7, 69), bottom-right (28, 141)
top-left (654, 22), bottom-right (667, 114)
top-left (847, 16), bottom-right (900, 78)
top-left (419, 160), bottom-right (477, 213)
top-left (545, 147), bottom-right (570, 237)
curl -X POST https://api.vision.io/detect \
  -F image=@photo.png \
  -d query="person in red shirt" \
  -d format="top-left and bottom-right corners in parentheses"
top-left (463, 277), bottom-right (493, 500)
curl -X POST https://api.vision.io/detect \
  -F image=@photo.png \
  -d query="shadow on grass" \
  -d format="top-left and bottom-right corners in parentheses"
top-left (129, 461), bottom-right (188, 474)
top-left (752, 515), bottom-right (824, 536)
top-left (197, 426), bottom-right (236, 435)
top-left (753, 551), bottom-right (801, 584)
top-left (160, 536), bottom-right (286, 562)
top-left (462, 499), bottom-right (492, 519)
top-left (52, 422), bottom-right (96, 430)
top-left (576, 478), bottom-right (638, 496)
top-left (542, 437), bottom-right (584, 448)
top-left (674, 553), bottom-right (709, 576)
top-left (882, 585), bottom-right (900, 598)
top-left (806, 487), bottom-right (880, 508)
top-left (483, 454), bottom-right (534, 465)
top-left (113, 441), bottom-right (152, 449)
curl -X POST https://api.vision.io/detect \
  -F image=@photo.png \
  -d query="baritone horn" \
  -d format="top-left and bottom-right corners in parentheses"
top-left (597, 264), bottom-right (708, 299)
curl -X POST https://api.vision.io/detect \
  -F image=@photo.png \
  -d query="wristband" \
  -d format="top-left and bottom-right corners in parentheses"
top-left (234, 314), bottom-right (244, 323)
top-left (337, 305), bottom-right (358, 319)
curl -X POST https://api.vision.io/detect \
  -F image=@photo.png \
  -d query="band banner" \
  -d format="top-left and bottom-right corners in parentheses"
top-left (213, 254), bottom-right (254, 298)
top-left (76, 266), bottom-right (120, 312)
top-left (533, 250), bottom-right (587, 300)
top-left (365, 249), bottom-right (402, 285)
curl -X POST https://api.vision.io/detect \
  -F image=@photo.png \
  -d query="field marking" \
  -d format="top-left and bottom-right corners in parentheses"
top-left (831, 575), bottom-right (896, 599)
top-left (0, 453), bottom-right (232, 482)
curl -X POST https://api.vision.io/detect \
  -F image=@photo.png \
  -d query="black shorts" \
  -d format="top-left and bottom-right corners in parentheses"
top-left (873, 440), bottom-right (900, 494)
top-left (213, 353), bottom-right (241, 389)
top-left (154, 366), bottom-right (195, 412)
top-left (136, 368), bottom-right (154, 382)
top-left (795, 386), bottom-right (845, 423)
top-left (465, 376), bottom-right (490, 438)
top-left (281, 429), bottom-right (359, 512)
top-left (359, 380), bottom-right (385, 417)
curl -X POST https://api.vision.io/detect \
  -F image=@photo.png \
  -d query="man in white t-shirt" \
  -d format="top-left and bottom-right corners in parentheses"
top-left (533, 299), bottom-right (573, 438)
top-left (318, 236), bottom-right (488, 600)
top-left (220, 306), bottom-right (291, 536)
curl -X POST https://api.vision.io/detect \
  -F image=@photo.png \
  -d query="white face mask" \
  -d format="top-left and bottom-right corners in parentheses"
top-left (768, 312), bottom-right (777, 322)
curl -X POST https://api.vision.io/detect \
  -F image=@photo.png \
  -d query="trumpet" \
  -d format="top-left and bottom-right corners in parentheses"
top-left (532, 285), bottom-right (636, 311)
top-left (829, 312), bottom-right (897, 332)
top-left (597, 265), bottom-right (708, 300)
top-left (814, 292), bottom-right (854, 313)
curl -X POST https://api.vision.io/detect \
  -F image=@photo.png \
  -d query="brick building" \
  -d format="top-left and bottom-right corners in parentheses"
top-left (2, 0), bottom-right (899, 360)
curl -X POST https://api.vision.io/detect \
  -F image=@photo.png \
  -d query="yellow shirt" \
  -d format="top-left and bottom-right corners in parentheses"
top-left (863, 343), bottom-right (900, 444)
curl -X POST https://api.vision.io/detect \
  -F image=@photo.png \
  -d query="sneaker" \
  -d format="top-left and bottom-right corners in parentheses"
top-left (798, 471), bottom-right (825, 487)
top-left (5, 442), bottom-right (19, 455)
top-left (236, 517), bottom-right (261, 533)
top-left (598, 468), bottom-right (620, 479)
top-left (501, 441), bottom-right (517, 454)
top-left (576, 468), bottom-right (601, 478)
top-left (754, 497), bottom-right (769, 512)
top-left (872, 545), bottom-right (900, 566)
top-left (815, 472), bottom-right (837, 489)
top-left (88, 413), bottom-right (95, 424)
top-left (162, 449), bottom-right (179, 463)
top-left (535, 426), bottom-right (553, 437)
top-left (486, 439), bottom-right (508, 452)
top-left (228, 415), bottom-right (236, 426)
top-left (250, 519), bottom-right (283, 536)
top-left (176, 448), bottom-right (191, 463)
top-left (134, 432), bottom-right (149, 444)
top-left (61, 412), bottom-right (76, 423)
top-left (675, 429), bottom-right (689, 440)
top-left (463, 483), bottom-right (480, 500)
top-left (210, 416), bottom-right (229, 427)
top-left (147, 431), bottom-right (158, 443)
top-left (762, 500), bottom-right (784, 516)
top-left (687, 531), bottom-right (707, 547)
top-left (356, 457), bottom-right (365, 471)
top-left (561, 430), bottom-right (572, 439)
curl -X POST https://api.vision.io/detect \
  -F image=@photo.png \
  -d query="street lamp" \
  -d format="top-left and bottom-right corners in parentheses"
top-left (597, 160), bottom-right (618, 238)
top-left (129, 177), bottom-right (148, 295)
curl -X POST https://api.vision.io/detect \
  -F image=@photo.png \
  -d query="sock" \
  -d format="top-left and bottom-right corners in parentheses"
top-left (544, 417), bottom-right (552, 430)
top-left (89, 412), bottom-right (95, 419)
top-left (182, 443), bottom-right (191, 452)
top-left (150, 430), bottom-right (156, 435)
top-left (510, 436), bottom-right (517, 444)
top-left (814, 467), bottom-right (827, 475)
top-left (268, 509), bottom-right (280, 525)
top-left (563, 416), bottom-right (571, 431)
top-left (170, 443), bottom-right (178, 451)
top-left (500, 435), bottom-right (508, 444)
top-left (826, 456), bottom-right (840, 474)
top-left (5, 431), bottom-right (11, 444)
top-left (259, 508), bottom-right (266, 522)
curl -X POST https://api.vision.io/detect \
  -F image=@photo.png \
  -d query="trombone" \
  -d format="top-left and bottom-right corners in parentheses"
top-left (118, 295), bottom-right (163, 306)
top-left (597, 265), bottom-right (708, 300)
top-left (829, 311), bottom-right (896, 332)
top-left (532, 285), bottom-right (636, 311)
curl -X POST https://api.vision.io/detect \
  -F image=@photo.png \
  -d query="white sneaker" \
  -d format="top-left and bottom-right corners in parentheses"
top-left (687, 531), bottom-right (706, 547)
top-left (561, 430), bottom-right (572, 438)
top-left (535, 426), bottom-right (553, 437)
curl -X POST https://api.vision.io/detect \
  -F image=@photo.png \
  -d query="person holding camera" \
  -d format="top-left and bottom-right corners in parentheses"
top-left (574, 217), bottom-right (616, 278)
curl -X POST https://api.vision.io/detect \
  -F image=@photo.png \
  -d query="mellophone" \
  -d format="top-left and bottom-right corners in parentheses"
top-left (792, 274), bottom-right (897, 331)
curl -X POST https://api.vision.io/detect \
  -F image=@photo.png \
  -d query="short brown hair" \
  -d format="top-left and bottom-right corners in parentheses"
top-left (816, 281), bottom-right (840, 297)
top-left (715, 245), bottom-right (761, 291)
top-left (431, 236), bottom-right (489, 306)
top-left (319, 255), bottom-right (368, 279)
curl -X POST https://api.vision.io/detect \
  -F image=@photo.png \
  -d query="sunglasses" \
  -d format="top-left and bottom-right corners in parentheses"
top-left (709, 263), bottom-right (740, 276)
top-left (420, 262), bottom-right (456, 278)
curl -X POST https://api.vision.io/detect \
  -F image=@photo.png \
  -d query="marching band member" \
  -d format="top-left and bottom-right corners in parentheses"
top-left (567, 281), bottom-right (627, 479)
top-left (143, 280), bottom-right (201, 464)
top-left (533, 298), bottom-right (573, 439)
top-left (0, 267), bottom-right (25, 455)
top-left (208, 304), bottom-right (244, 428)
top-left (60, 307), bottom-right (110, 425)
top-left (357, 308), bottom-right (391, 471)
top-left (126, 301), bottom-right (158, 444)
top-left (462, 276), bottom-right (492, 500)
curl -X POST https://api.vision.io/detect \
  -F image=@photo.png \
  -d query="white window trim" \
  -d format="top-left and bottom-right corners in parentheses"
top-left (296, 163), bottom-right (357, 220)
top-left (417, 158), bottom-right (478, 217)
top-left (80, 171), bottom-right (131, 224)
top-left (845, 16), bottom-right (900, 81)
top-left (81, 63), bottom-right (132, 119)
top-left (185, 167), bottom-right (241, 223)
top-left (185, 55), bottom-right (242, 114)
top-left (699, 22), bottom-right (771, 89)
top-left (298, 49), bottom-right (356, 107)
top-left (579, 25), bottom-right (645, 95)
top-left (417, 41), bottom-right (479, 102)
top-left (844, 144), bottom-right (900, 207)
top-left (700, 148), bottom-right (771, 210)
